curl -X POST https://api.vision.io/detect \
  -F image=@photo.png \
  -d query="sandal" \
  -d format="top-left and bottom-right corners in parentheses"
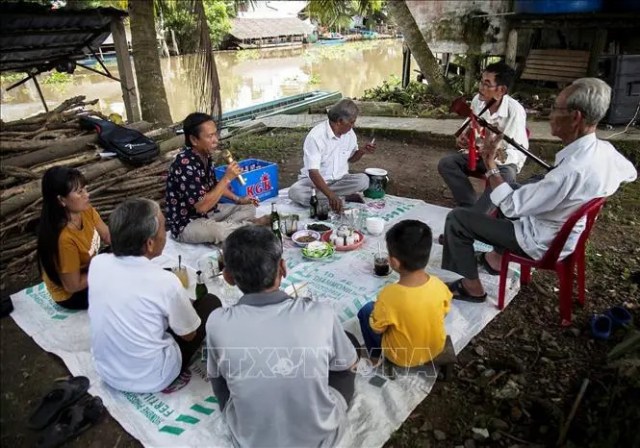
top-left (476, 252), bottom-right (500, 276)
top-left (162, 369), bottom-right (192, 394)
top-left (446, 279), bottom-right (487, 303)
top-left (28, 376), bottom-right (90, 430)
top-left (36, 396), bottom-right (105, 448)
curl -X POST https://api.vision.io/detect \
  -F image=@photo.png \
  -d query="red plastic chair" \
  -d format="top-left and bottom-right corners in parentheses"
top-left (497, 197), bottom-right (607, 326)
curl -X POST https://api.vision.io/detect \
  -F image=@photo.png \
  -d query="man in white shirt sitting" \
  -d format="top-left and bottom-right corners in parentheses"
top-left (442, 78), bottom-right (637, 303)
top-left (438, 62), bottom-right (529, 213)
top-left (288, 98), bottom-right (376, 213)
top-left (88, 198), bottom-right (221, 393)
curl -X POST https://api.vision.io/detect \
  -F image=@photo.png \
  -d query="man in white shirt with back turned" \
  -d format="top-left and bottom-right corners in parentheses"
top-left (442, 78), bottom-right (637, 303)
top-left (288, 98), bottom-right (375, 213)
top-left (438, 62), bottom-right (529, 213)
top-left (88, 198), bottom-right (221, 393)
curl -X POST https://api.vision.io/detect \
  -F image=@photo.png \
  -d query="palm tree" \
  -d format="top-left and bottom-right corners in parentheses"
top-left (129, 0), bottom-right (173, 125)
top-left (385, 0), bottom-right (453, 96)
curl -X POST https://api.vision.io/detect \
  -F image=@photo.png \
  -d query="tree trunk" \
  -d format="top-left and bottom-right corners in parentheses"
top-left (129, 0), bottom-right (173, 125)
top-left (387, 0), bottom-right (453, 97)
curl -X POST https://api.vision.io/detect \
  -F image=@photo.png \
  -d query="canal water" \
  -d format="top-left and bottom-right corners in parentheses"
top-left (1, 40), bottom-right (405, 122)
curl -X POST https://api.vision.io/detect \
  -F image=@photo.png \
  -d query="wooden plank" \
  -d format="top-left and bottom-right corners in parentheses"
top-left (524, 64), bottom-right (588, 75)
top-left (522, 69), bottom-right (584, 79)
top-left (528, 49), bottom-right (589, 58)
top-left (526, 57), bottom-right (589, 65)
top-left (521, 73), bottom-right (580, 82)
top-left (527, 57), bottom-right (588, 64)
top-left (525, 63), bottom-right (588, 72)
top-left (111, 18), bottom-right (141, 123)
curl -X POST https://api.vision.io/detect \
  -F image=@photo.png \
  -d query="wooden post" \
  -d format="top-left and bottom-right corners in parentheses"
top-left (506, 28), bottom-right (518, 69)
top-left (588, 28), bottom-right (607, 77)
top-left (110, 18), bottom-right (141, 123)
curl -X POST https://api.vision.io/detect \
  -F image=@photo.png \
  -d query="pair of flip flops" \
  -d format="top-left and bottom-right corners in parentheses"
top-left (591, 306), bottom-right (633, 340)
top-left (446, 279), bottom-right (487, 303)
top-left (28, 376), bottom-right (104, 448)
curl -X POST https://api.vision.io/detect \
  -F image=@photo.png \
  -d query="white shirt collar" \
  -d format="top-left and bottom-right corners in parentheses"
top-left (324, 120), bottom-right (339, 140)
top-left (555, 133), bottom-right (597, 165)
top-left (495, 94), bottom-right (510, 118)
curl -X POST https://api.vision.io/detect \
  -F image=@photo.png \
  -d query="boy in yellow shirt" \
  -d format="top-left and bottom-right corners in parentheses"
top-left (357, 220), bottom-right (453, 367)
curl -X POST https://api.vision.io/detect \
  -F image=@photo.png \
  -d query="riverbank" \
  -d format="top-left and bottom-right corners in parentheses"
top-left (1, 126), bottom-right (638, 447)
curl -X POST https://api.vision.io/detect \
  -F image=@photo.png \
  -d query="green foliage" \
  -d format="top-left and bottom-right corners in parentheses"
top-left (203, 0), bottom-right (233, 46)
top-left (163, 0), bottom-right (233, 52)
top-left (361, 77), bottom-right (451, 116)
top-left (306, 0), bottom-right (383, 28)
top-left (41, 71), bottom-right (73, 84)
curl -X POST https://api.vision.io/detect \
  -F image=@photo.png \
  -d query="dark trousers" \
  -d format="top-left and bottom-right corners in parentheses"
top-left (56, 289), bottom-right (89, 310)
top-left (441, 207), bottom-right (528, 280)
top-left (356, 302), bottom-right (382, 359)
top-left (438, 152), bottom-right (517, 213)
top-left (213, 330), bottom-right (360, 411)
top-left (171, 293), bottom-right (222, 373)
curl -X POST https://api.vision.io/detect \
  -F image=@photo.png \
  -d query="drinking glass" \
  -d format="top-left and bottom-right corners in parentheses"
top-left (373, 252), bottom-right (391, 277)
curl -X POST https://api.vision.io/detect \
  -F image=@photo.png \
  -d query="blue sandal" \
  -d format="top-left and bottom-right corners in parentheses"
top-left (446, 279), bottom-right (487, 303)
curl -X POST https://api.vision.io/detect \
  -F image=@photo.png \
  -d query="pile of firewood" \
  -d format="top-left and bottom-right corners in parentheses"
top-left (0, 96), bottom-right (184, 292)
top-left (0, 96), bottom-right (269, 293)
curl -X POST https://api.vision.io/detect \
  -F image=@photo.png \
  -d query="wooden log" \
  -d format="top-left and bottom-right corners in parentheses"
top-left (2, 121), bottom-right (153, 168)
top-left (0, 135), bottom-right (184, 218)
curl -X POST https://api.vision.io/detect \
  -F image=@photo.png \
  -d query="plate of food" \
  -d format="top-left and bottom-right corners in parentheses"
top-left (302, 241), bottom-right (335, 260)
top-left (291, 230), bottom-right (321, 247)
top-left (321, 225), bottom-right (365, 251)
top-left (305, 222), bottom-right (334, 234)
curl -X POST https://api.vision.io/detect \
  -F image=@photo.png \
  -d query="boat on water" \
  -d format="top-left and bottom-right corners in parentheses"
top-left (317, 33), bottom-right (346, 45)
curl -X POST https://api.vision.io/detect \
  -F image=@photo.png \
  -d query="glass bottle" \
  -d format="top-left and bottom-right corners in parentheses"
top-left (195, 270), bottom-right (208, 302)
top-left (271, 203), bottom-right (282, 243)
top-left (309, 188), bottom-right (318, 219)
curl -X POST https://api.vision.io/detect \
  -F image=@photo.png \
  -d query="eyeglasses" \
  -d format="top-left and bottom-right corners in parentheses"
top-left (478, 81), bottom-right (498, 89)
top-left (550, 105), bottom-right (572, 112)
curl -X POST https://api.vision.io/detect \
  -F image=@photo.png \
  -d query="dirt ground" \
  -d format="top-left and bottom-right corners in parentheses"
top-left (1, 129), bottom-right (638, 447)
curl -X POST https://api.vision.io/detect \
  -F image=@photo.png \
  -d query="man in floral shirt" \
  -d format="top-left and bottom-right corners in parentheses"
top-left (166, 113), bottom-right (269, 244)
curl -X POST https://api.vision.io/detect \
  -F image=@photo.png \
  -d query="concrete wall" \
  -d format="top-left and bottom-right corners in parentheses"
top-left (405, 0), bottom-right (510, 55)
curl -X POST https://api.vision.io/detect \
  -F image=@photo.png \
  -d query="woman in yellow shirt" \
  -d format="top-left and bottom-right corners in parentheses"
top-left (37, 167), bottom-right (110, 309)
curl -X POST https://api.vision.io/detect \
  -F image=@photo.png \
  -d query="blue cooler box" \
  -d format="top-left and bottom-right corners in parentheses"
top-left (214, 158), bottom-right (279, 203)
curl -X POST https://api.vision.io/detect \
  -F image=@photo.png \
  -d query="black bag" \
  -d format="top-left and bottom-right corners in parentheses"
top-left (80, 116), bottom-right (159, 167)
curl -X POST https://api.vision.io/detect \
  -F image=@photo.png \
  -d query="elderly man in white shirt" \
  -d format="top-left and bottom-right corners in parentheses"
top-left (288, 98), bottom-right (375, 212)
top-left (438, 62), bottom-right (529, 213)
top-left (442, 77), bottom-right (637, 303)
top-left (88, 198), bottom-right (222, 393)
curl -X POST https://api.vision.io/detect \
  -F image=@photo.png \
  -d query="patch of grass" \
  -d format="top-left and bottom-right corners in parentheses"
top-left (227, 129), bottom-right (307, 161)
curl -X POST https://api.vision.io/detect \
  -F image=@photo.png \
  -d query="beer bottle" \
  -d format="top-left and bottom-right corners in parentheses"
top-left (309, 188), bottom-right (318, 219)
top-left (195, 270), bottom-right (208, 302)
top-left (271, 203), bottom-right (282, 243)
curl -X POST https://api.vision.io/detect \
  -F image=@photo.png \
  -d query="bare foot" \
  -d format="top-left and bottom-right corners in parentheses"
top-left (484, 251), bottom-right (502, 272)
top-left (251, 215), bottom-right (271, 226)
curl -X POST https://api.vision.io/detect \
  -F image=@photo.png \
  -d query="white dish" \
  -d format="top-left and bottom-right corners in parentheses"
top-left (291, 229), bottom-right (321, 247)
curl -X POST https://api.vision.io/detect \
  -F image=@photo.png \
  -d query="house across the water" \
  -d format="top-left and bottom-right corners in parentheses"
top-left (223, 17), bottom-right (314, 50)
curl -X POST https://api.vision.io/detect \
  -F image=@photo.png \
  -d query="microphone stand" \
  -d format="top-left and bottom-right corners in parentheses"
top-left (473, 115), bottom-right (552, 171)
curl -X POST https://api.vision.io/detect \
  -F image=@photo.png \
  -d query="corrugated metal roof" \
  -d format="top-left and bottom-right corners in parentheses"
top-left (0, 2), bottom-right (127, 73)
top-left (229, 18), bottom-right (313, 40)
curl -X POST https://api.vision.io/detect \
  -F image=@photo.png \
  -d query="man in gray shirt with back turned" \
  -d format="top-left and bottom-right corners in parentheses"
top-left (206, 226), bottom-right (359, 447)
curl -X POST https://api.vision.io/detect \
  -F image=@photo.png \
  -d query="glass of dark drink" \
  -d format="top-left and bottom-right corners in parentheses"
top-left (374, 253), bottom-right (390, 276)
top-left (316, 202), bottom-right (330, 221)
top-left (217, 250), bottom-right (225, 273)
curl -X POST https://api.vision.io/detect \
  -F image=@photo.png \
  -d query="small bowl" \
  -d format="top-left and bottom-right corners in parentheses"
top-left (366, 217), bottom-right (385, 236)
top-left (291, 229), bottom-right (321, 247)
top-left (305, 222), bottom-right (334, 234)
